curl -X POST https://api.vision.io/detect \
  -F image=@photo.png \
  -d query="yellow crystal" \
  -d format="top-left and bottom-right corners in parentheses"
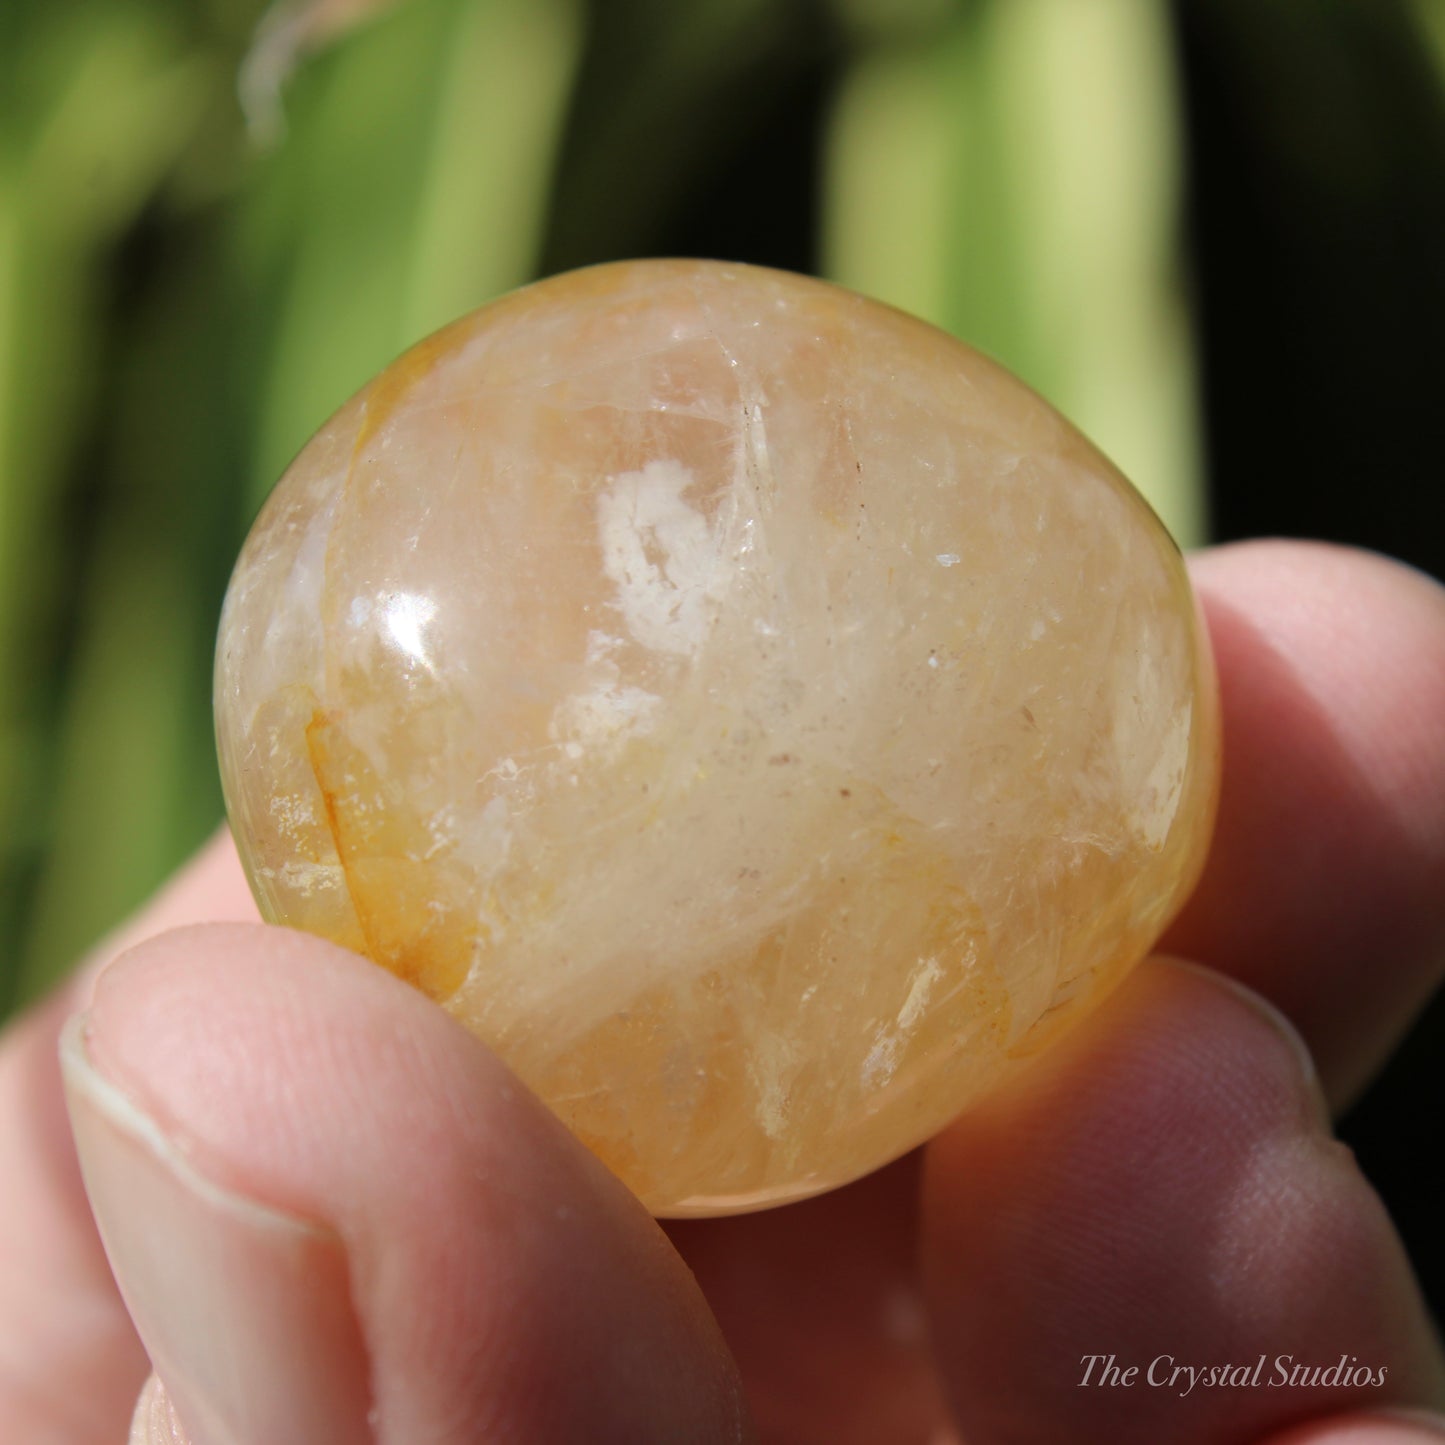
top-left (215, 260), bottom-right (1219, 1215)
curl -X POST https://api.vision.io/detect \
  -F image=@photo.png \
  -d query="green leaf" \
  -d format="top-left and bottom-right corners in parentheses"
top-left (823, 0), bottom-right (1206, 547)
top-left (238, 0), bottom-right (581, 505)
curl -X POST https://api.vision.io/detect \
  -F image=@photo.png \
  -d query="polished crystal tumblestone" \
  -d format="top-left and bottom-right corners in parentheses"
top-left (215, 259), bottom-right (1219, 1216)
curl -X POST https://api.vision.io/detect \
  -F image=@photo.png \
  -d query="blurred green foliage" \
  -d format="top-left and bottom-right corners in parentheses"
top-left (0, 0), bottom-right (1441, 1015)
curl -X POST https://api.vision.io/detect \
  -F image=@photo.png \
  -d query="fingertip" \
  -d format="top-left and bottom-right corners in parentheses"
top-left (1188, 542), bottom-right (1445, 824)
top-left (1175, 540), bottom-right (1445, 1104)
top-left (921, 957), bottom-right (1444, 1445)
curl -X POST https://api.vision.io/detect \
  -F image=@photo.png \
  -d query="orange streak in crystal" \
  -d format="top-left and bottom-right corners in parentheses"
top-left (304, 708), bottom-right (375, 965)
top-left (354, 330), bottom-right (455, 455)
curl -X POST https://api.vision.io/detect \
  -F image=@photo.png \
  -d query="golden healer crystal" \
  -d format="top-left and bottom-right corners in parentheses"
top-left (215, 260), bottom-right (1220, 1215)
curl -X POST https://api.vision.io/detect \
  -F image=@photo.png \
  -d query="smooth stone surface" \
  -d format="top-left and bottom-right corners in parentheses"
top-left (215, 259), bottom-right (1219, 1216)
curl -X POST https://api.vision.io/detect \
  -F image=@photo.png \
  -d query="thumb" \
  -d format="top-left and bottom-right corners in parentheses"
top-left (64, 923), bottom-right (754, 1445)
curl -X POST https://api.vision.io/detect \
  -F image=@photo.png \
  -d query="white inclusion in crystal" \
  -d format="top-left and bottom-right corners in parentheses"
top-left (584, 629), bottom-right (623, 662)
top-left (257, 859), bottom-right (347, 897)
top-left (897, 955), bottom-right (943, 1032)
top-left (861, 955), bottom-right (944, 1091)
top-left (381, 591), bottom-right (438, 669)
top-left (748, 1031), bottom-right (799, 1140)
top-left (741, 403), bottom-right (773, 491)
top-left (860, 1035), bottom-right (899, 1092)
top-left (1133, 697), bottom-right (1191, 850)
top-left (267, 791), bottom-right (316, 834)
top-left (1113, 633), bottom-right (1191, 850)
top-left (596, 458), bottom-right (732, 655)
top-left (550, 681), bottom-right (661, 757)
top-left (248, 488), bottom-right (335, 704)
top-left (451, 797), bottom-right (515, 932)
top-left (935, 553), bottom-right (961, 567)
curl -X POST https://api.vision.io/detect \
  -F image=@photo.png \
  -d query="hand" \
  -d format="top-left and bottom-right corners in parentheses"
top-left (2, 540), bottom-right (1443, 1445)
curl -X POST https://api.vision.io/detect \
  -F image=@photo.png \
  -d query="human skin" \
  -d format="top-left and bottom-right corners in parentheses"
top-left (0, 538), bottom-right (1443, 1444)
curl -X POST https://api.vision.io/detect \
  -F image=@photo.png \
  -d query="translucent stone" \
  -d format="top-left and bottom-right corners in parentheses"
top-left (215, 259), bottom-right (1219, 1216)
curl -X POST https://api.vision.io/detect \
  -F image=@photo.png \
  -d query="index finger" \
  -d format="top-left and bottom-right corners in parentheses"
top-left (1164, 539), bottom-right (1445, 1108)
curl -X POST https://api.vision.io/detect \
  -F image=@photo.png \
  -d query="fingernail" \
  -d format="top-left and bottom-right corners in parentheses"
top-left (61, 1014), bottom-right (372, 1445)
